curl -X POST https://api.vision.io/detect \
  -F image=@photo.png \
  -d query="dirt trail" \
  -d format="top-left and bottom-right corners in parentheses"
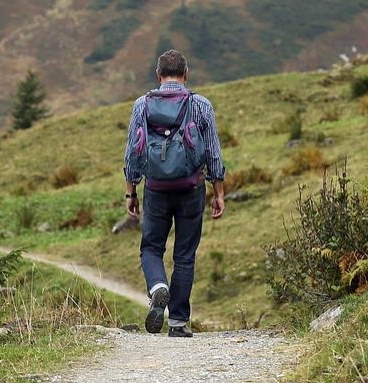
top-left (0, 246), bottom-right (302, 382)
top-left (49, 329), bottom-right (300, 383)
top-left (0, 247), bottom-right (148, 307)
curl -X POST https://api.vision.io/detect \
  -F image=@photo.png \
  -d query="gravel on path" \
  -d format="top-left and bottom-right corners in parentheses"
top-left (46, 329), bottom-right (300, 383)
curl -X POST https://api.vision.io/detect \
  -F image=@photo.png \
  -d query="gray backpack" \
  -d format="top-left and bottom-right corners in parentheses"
top-left (128, 89), bottom-right (205, 190)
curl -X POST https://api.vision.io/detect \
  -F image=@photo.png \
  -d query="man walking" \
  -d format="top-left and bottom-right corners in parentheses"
top-left (124, 50), bottom-right (225, 337)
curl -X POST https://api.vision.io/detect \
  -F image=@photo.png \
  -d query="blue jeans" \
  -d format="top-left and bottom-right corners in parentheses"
top-left (140, 182), bottom-right (206, 322)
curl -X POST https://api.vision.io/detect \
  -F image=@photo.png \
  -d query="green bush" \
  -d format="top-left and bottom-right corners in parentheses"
top-left (271, 110), bottom-right (303, 138)
top-left (288, 112), bottom-right (303, 140)
top-left (88, 0), bottom-right (146, 10)
top-left (15, 202), bottom-right (37, 232)
top-left (116, 0), bottom-right (147, 10)
top-left (265, 166), bottom-right (368, 307)
top-left (351, 75), bottom-right (368, 99)
top-left (88, 0), bottom-right (112, 9)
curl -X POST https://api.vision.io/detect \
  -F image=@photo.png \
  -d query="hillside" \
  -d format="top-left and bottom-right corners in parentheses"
top-left (1, 0), bottom-right (368, 129)
top-left (1, 60), bottom-right (368, 328)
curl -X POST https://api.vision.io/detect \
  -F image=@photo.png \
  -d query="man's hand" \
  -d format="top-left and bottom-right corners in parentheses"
top-left (211, 196), bottom-right (225, 219)
top-left (126, 197), bottom-right (140, 219)
top-left (211, 180), bottom-right (225, 219)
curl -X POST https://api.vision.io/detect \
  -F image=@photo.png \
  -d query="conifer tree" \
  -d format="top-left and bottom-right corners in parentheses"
top-left (11, 70), bottom-right (49, 130)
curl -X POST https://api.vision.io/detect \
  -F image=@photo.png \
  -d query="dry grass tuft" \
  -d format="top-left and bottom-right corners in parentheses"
top-left (51, 164), bottom-right (80, 189)
top-left (360, 95), bottom-right (368, 115)
top-left (282, 147), bottom-right (329, 176)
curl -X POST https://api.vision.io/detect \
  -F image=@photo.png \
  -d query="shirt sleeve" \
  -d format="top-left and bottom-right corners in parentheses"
top-left (123, 97), bottom-right (145, 184)
top-left (194, 97), bottom-right (226, 183)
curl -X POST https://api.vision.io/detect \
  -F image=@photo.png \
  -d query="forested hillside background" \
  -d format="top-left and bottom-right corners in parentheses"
top-left (1, 0), bottom-right (368, 128)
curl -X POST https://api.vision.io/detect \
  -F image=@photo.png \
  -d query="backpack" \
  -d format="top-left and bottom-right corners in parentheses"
top-left (128, 89), bottom-right (206, 190)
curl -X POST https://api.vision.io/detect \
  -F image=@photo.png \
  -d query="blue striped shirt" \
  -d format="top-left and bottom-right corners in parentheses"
top-left (124, 81), bottom-right (225, 184)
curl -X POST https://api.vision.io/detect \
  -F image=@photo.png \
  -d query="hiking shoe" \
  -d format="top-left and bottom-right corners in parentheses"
top-left (168, 325), bottom-right (193, 338)
top-left (145, 287), bottom-right (170, 334)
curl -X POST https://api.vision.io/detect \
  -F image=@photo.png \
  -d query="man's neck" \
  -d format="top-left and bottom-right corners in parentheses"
top-left (160, 76), bottom-right (185, 84)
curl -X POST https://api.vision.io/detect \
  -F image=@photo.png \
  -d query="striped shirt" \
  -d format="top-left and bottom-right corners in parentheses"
top-left (124, 81), bottom-right (225, 184)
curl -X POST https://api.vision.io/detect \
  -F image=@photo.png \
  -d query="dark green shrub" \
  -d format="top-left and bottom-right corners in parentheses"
top-left (15, 202), bottom-right (37, 232)
top-left (266, 166), bottom-right (368, 307)
top-left (272, 111), bottom-right (303, 139)
top-left (209, 251), bottom-right (225, 284)
top-left (84, 17), bottom-right (140, 63)
top-left (88, 0), bottom-right (112, 9)
top-left (205, 251), bottom-right (226, 302)
top-left (288, 112), bottom-right (303, 141)
top-left (116, 0), bottom-right (147, 10)
top-left (88, 0), bottom-right (146, 11)
top-left (351, 75), bottom-right (368, 98)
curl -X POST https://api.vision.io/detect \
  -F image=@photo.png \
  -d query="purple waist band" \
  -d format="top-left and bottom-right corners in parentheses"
top-left (145, 170), bottom-right (203, 191)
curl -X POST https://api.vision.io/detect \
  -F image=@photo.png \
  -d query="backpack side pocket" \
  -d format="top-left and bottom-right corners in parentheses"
top-left (184, 121), bottom-right (206, 169)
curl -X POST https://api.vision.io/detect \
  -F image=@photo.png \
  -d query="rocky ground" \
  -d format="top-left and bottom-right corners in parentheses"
top-left (40, 327), bottom-right (301, 383)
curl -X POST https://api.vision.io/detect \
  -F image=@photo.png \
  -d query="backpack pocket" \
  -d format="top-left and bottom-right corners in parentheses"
top-left (146, 139), bottom-right (191, 180)
top-left (184, 121), bottom-right (206, 169)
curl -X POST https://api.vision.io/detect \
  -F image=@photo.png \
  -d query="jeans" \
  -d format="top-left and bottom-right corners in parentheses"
top-left (140, 182), bottom-right (206, 322)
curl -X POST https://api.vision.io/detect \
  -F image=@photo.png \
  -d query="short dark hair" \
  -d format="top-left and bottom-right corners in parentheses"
top-left (156, 50), bottom-right (188, 78)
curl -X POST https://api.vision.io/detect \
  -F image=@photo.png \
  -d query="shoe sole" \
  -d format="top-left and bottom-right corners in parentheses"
top-left (145, 288), bottom-right (170, 334)
top-left (168, 331), bottom-right (193, 338)
top-left (168, 328), bottom-right (193, 338)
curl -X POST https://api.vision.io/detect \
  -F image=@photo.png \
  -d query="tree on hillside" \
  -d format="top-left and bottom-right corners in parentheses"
top-left (11, 70), bottom-right (49, 130)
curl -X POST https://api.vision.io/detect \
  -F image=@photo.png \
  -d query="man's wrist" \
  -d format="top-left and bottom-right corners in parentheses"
top-left (125, 192), bottom-right (138, 199)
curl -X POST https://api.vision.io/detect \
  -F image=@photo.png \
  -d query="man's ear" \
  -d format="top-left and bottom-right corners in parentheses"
top-left (184, 68), bottom-right (189, 82)
top-left (156, 69), bottom-right (162, 83)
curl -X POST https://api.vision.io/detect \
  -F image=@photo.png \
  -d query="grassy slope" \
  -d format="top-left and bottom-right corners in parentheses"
top-left (1, 65), bottom-right (368, 330)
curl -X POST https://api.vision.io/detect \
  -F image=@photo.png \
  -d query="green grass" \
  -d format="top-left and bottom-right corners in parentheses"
top-left (288, 292), bottom-right (368, 382)
top-left (0, 257), bottom-right (146, 382)
top-left (1, 329), bottom-right (98, 383)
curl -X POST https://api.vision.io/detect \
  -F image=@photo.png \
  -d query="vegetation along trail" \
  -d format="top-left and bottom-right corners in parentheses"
top-left (0, 247), bottom-right (300, 382)
top-left (0, 247), bottom-right (148, 306)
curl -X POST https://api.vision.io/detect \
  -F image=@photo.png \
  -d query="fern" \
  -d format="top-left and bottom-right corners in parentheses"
top-left (341, 259), bottom-right (368, 287)
top-left (0, 247), bottom-right (25, 286)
